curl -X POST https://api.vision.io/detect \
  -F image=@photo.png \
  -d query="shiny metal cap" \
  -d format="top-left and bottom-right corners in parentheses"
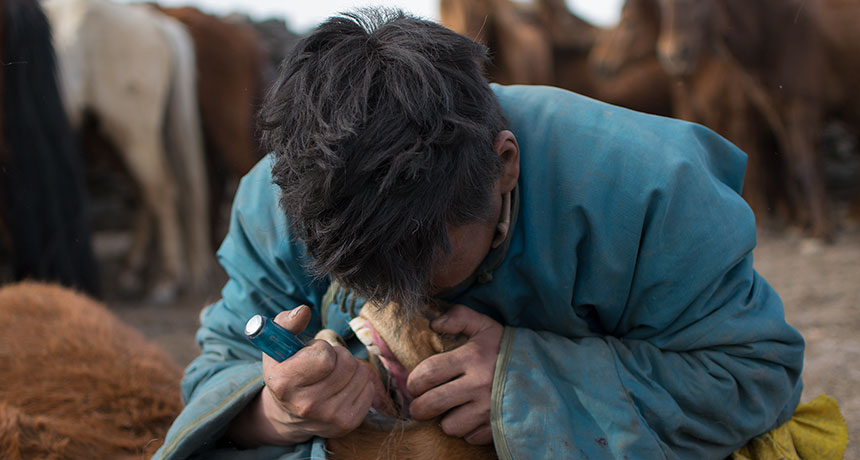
top-left (245, 314), bottom-right (264, 338)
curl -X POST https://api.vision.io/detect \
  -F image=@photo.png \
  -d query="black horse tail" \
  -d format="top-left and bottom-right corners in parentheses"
top-left (1, 0), bottom-right (101, 296)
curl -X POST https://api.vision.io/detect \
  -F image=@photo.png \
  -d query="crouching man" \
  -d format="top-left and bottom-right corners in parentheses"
top-left (155, 8), bottom-right (804, 460)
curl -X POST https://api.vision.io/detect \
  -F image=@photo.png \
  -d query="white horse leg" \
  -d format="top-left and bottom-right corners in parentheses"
top-left (42, 0), bottom-right (88, 130)
top-left (97, 89), bottom-right (185, 303)
top-left (117, 207), bottom-right (153, 294)
top-left (117, 133), bottom-right (185, 304)
top-left (158, 16), bottom-right (213, 291)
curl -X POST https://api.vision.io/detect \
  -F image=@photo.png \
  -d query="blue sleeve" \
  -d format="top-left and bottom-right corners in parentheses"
top-left (490, 122), bottom-right (804, 460)
top-left (154, 157), bottom-right (330, 460)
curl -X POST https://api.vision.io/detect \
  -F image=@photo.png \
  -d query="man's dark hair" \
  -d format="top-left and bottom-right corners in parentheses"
top-left (259, 8), bottom-right (506, 312)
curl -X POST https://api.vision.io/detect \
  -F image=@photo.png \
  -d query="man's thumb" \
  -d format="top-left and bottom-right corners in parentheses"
top-left (273, 305), bottom-right (311, 334)
top-left (430, 304), bottom-right (486, 337)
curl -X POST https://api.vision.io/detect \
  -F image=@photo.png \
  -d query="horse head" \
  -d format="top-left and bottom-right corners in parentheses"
top-left (317, 300), bottom-right (497, 459)
top-left (345, 300), bottom-right (463, 423)
top-left (655, 0), bottom-right (715, 77)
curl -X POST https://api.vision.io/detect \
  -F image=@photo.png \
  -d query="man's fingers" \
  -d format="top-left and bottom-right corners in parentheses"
top-left (439, 401), bottom-right (490, 438)
top-left (431, 304), bottom-right (492, 337)
top-left (408, 378), bottom-right (472, 422)
top-left (317, 347), bottom-right (362, 397)
top-left (274, 305), bottom-right (312, 335)
top-left (261, 306), bottom-right (314, 387)
top-left (266, 339), bottom-right (337, 390)
top-left (343, 377), bottom-right (376, 424)
top-left (406, 351), bottom-right (462, 397)
top-left (318, 367), bottom-right (376, 436)
top-left (463, 423), bottom-right (493, 445)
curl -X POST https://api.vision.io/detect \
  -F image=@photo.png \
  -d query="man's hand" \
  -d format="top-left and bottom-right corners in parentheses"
top-left (227, 305), bottom-right (378, 447)
top-left (406, 304), bottom-right (503, 445)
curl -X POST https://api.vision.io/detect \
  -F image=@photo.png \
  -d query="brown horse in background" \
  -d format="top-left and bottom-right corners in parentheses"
top-left (536, 0), bottom-right (672, 116)
top-left (228, 15), bottom-right (301, 86)
top-left (814, 0), bottom-right (860, 130)
top-left (653, 0), bottom-right (843, 239)
top-left (155, 5), bottom-right (267, 243)
top-left (590, 0), bottom-right (793, 223)
top-left (814, 0), bottom-right (860, 218)
top-left (440, 0), bottom-right (671, 116)
top-left (440, 0), bottom-right (554, 86)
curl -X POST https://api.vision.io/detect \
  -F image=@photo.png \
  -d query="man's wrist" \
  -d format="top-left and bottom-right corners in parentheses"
top-left (224, 388), bottom-right (311, 448)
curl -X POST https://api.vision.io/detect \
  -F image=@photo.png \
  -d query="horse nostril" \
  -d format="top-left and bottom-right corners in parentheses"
top-left (657, 37), bottom-right (697, 77)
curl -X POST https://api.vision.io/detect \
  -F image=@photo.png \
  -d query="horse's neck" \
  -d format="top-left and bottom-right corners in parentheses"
top-left (624, 0), bottom-right (662, 58)
top-left (327, 422), bottom-right (497, 460)
top-left (716, 0), bottom-right (810, 64)
top-left (713, 0), bottom-right (767, 67)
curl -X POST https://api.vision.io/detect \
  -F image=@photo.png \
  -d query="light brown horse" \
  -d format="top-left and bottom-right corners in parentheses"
top-left (0, 282), bottom-right (183, 459)
top-left (318, 301), bottom-right (497, 460)
top-left (0, 283), bottom-right (492, 459)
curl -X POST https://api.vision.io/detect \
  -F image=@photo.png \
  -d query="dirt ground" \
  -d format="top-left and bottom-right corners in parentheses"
top-left (754, 224), bottom-right (860, 458)
top-left (109, 224), bottom-right (859, 457)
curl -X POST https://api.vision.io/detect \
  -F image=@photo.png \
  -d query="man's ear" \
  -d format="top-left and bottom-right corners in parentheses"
top-left (493, 130), bottom-right (520, 194)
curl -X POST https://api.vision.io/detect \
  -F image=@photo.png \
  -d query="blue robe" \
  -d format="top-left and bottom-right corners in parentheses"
top-left (154, 85), bottom-right (803, 460)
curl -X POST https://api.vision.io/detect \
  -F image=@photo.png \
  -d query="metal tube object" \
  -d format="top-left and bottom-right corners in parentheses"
top-left (245, 314), bottom-right (305, 362)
